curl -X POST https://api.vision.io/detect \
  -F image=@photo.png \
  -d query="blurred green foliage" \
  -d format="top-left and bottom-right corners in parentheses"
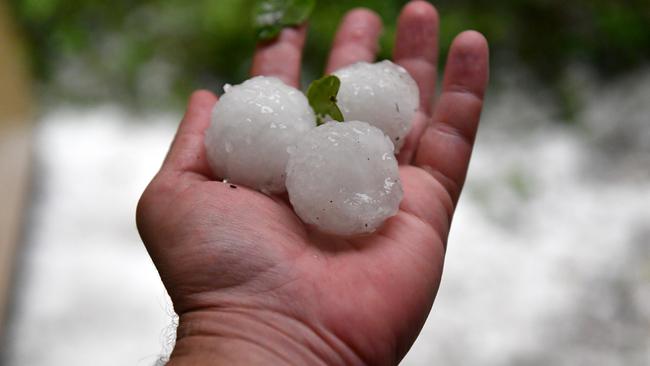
top-left (9, 0), bottom-right (650, 110)
top-left (254, 0), bottom-right (315, 40)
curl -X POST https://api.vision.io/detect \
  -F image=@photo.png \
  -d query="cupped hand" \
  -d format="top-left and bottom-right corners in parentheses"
top-left (137, 2), bottom-right (488, 365)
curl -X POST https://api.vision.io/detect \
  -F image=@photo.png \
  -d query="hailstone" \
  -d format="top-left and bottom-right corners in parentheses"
top-left (286, 121), bottom-right (403, 236)
top-left (332, 60), bottom-right (419, 152)
top-left (205, 76), bottom-right (316, 193)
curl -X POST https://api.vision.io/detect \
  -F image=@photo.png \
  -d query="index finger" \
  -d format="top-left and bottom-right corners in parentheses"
top-left (250, 25), bottom-right (307, 88)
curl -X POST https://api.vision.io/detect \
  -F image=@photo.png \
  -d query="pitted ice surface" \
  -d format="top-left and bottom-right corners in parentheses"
top-left (286, 121), bottom-right (403, 236)
top-left (333, 60), bottom-right (419, 152)
top-left (205, 76), bottom-right (316, 193)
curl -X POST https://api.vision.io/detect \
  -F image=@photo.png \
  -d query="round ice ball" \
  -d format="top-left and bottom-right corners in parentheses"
top-left (332, 60), bottom-right (419, 152)
top-left (286, 121), bottom-right (403, 236)
top-left (205, 76), bottom-right (316, 193)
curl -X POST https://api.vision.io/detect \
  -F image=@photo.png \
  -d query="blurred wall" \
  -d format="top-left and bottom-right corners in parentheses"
top-left (0, 0), bottom-right (33, 336)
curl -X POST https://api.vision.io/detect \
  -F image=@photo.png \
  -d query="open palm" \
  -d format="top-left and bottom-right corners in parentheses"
top-left (137, 2), bottom-right (488, 365)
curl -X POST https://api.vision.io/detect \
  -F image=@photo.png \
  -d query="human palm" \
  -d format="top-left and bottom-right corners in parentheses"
top-left (137, 2), bottom-right (488, 365)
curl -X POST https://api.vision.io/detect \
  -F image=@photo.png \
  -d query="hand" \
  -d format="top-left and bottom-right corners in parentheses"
top-left (136, 2), bottom-right (488, 365)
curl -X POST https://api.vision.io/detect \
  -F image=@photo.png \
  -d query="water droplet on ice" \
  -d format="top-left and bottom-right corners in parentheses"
top-left (354, 193), bottom-right (372, 203)
top-left (384, 178), bottom-right (395, 190)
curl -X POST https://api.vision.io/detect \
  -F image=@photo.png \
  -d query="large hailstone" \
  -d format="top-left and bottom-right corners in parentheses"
top-left (205, 76), bottom-right (316, 193)
top-left (333, 60), bottom-right (419, 152)
top-left (286, 121), bottom-right (403, 236)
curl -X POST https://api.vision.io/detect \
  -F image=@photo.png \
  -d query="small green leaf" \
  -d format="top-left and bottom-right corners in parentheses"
top-left (253, 0), bottom-right (315, 41)
top-left (307, 75), bottom-right (344, 125)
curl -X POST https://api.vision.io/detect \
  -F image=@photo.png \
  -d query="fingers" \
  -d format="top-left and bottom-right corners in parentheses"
top-left (393, 1), bottom-right (439, 164)
top-left (250, 26), bottom-right (307, 88)
top-left (325, 9), bottom-right (382, 73)
top-left (414, 31), bottom-right (489, 202)
top-left (397, 111), bottom-right (428, 165)
top-left (161, 90), bottom-right (218, 177)
top-left (393, 0), bottom-right (439, 116)
top-left (137, 90), bottom-right (217, 250)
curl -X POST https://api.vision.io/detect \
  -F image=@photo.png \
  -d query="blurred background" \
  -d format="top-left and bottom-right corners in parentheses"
top-left (0, 0), bottom-right (649, 365)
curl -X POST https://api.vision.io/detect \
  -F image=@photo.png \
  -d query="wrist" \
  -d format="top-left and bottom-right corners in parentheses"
top-left (167, 307), bottom-right (365, 366)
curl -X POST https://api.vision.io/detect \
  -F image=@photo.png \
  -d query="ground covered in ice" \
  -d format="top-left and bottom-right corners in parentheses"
top-left (3, 71), bottom-right (650, 365)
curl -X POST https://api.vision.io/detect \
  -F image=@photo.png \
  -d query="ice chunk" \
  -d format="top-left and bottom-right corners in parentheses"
top-left (286, 121), bottom-right (403, 236)
top-left (205, 76), bottom-right (316, 193)
top-left (333, 60), bottom-right (419, 152)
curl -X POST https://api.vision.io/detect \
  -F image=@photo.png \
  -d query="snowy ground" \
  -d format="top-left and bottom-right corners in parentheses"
top-left (3, 70), bottom-right (650, 365)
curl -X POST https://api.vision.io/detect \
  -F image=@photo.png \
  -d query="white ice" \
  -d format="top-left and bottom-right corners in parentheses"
top-left (333, 60), bottom-right (419, 152)
top-left (286, 121), bottom-right (402, 236)
top-left (205, 76), bottom-right (316, 193)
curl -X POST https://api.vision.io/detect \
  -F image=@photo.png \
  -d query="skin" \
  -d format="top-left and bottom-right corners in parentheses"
top-left (136, 1), bottom-right (489, 365)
